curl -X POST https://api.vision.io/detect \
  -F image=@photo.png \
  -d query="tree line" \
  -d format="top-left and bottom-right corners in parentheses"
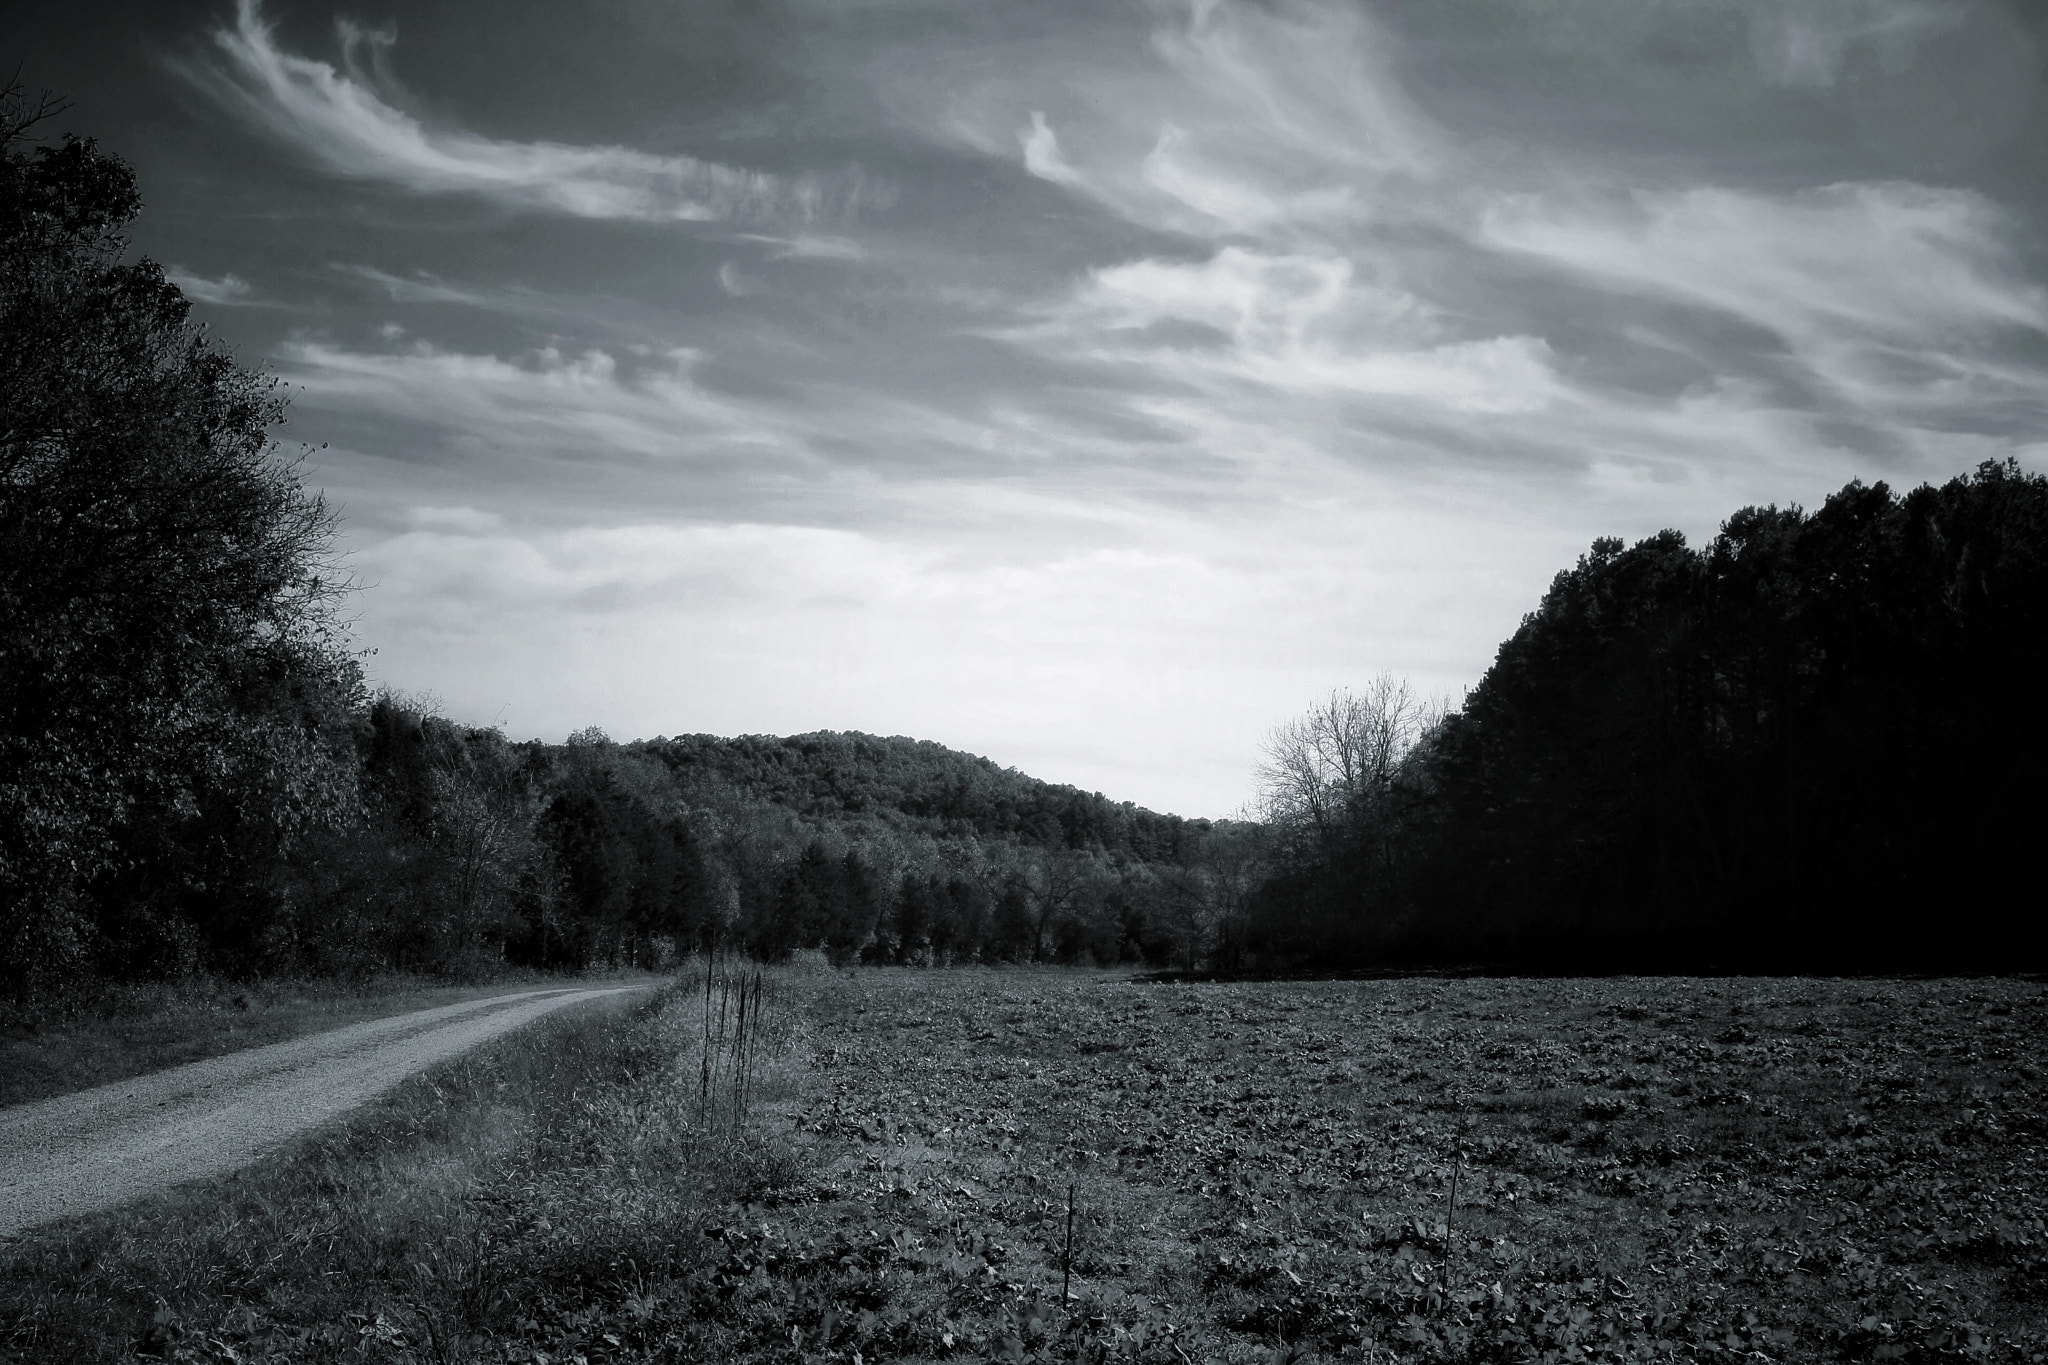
top-left (1242, 461), bottom-right (2048, 972)
top-left (290, 712), bottom-right (1263, 981)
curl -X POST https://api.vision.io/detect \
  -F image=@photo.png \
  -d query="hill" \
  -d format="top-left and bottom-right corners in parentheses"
top-left (219, 712), bottom-right (1260, 982)
top-left (640, 730), bottom-right (1213, 861)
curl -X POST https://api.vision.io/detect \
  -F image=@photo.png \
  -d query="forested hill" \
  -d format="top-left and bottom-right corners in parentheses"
top-left (291, 716), bottom-right (1260, 978)
top-left (639, 731), bottom-right (1209, 859)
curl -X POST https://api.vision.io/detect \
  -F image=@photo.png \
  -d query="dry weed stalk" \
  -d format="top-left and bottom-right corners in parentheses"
top-left (695, 951), bottom-right (773, 1133)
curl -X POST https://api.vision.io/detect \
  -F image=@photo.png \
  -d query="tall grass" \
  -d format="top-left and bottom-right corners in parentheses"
top-left (0, 965), bottom-right (813, 1363)
top-left (696, 952), bottom-right (772, 1129)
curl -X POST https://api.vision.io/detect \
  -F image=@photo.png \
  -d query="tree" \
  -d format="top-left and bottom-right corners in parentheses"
top-left (1021, 846), bottom-right (1096, 961)
top-left (1255, 674), bottom-right (1427, 853)
top-left (1, 84), bottom-right (359, 995)
top-left (1245, 464), bottom-right (2048, 971)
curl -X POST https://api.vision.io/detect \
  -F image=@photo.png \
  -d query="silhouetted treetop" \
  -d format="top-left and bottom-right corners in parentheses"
top-left (1243, 460), bottom-right (2048, 972)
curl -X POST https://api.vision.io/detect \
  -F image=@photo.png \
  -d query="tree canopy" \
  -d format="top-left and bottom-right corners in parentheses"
top-left (1, 85), bottom-right (360, 994)
top-left (1245, 461), bottom-right (2048, 971)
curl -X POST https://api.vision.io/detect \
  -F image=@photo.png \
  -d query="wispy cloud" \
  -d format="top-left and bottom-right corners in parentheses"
top-left (1747, 0), bottom-right (1967, 88)
top-left (901, 0), bottom-right (2048, 506)
top-left (280, 339), bottom-right (802, 486)
top-left (332, 264), bottom-right (492, 307)
top-left (281, 326), bottom-right (1265, 542)
top-left (1482, 182), bottom-right (2048, 427)
top-left (1026, 246), bottom-right (1564, 414)
top-left (166, 267), bottom-right (257, 305)
top-left (190, 0), bottom-right (876, 225)
top-left (733, 234), bottom-right (869, 262)
top-left (1021, 111), bottom-right (1082, 186)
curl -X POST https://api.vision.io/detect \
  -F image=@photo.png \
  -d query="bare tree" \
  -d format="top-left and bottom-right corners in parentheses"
top-left (1, 76), bottom-right (70, 146)
top-left (1256, 674), bottom-right (1427, 851)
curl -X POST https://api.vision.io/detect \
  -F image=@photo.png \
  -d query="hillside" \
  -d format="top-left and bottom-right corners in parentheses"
top-left (204, 710), bottom-right (1263, 980)
top-left (639, 731), bottom-right (1215, 860)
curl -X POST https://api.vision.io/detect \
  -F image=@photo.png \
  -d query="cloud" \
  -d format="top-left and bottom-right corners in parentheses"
top-left (897, 0), bottom-right (1438, 240)
top-left (1484, 181), bottom-right (2047, 338)
top-left (1141, 0), bottom-right (1437, 181)
top-left (332, 264), bottom-right (491, 306)
top-left (192, 0), bottom-right (875, 225)
top-left (280, 339), bottom-right (801, 489)
top-left (1027, 245), bottom-right (1564, 414)
top-left (896, 0), bottom-right (2046, 498)
top-left (1021, 111), bottom-right (1082, 185)
top-left (282, 329), bottom-right (1236, 545)
top-left (1746, 0), bottom-right (1966, 88)
top-left (166, 267), bottom-right (256, 305)
top-left (734, 234), bottom-right (868, 261)
top-left (1482, 181), bottom-right (2048, 421)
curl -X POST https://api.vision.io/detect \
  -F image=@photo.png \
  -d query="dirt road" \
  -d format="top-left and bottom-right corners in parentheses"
top-left (0, 984), bottom-right (649, 1239)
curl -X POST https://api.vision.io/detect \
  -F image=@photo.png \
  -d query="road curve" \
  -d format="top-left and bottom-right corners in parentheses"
top-left (0, 984), bottom-right (649, 1239)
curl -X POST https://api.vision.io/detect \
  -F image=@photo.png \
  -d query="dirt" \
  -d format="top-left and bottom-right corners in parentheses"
top-left (656, 969), bottom-right (2048, 1363)
top-left (0, 985), bottom-right (648, 1239)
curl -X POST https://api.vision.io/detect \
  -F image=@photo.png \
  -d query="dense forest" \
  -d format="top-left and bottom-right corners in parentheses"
top-left (274, 715), bottom-right (1255, 981)
top-left (1241, 460), bottom-right (2048, 973)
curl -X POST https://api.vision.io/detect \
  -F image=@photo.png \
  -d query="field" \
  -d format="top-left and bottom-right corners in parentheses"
top-left (757, 971), bottom-right (2048, 1364)
top-left (2, 969), bottom-right (2044, 1363)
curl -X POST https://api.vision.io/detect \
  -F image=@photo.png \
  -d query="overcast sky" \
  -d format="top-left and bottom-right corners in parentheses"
top-left (16, 0), bottom-right (2048, 816)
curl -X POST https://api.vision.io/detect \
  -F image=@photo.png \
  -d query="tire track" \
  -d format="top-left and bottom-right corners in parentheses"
top-left (0, 984), bottom-right (649, 1238)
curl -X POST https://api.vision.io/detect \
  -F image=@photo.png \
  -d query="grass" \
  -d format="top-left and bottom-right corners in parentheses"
top-left (0, 968), bottom-right (665, 1110)
top-left (3, 967), bottom-right (2043, 1363)
top-left (0, 960), bottom-right (813, 1362)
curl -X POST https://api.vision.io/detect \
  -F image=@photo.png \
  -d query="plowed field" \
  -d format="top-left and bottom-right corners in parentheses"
top-left (722, 971), bottom-right (2048, 1363)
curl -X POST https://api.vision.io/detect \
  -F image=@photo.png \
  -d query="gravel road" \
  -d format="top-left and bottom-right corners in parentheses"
top-left (0, 984), bottom-right (648, 1238)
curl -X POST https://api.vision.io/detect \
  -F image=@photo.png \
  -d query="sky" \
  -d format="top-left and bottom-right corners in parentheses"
top-left (13, 0), bottom-right (2048, 817)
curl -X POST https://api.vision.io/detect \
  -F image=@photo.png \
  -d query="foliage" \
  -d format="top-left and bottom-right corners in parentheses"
top-left (0, 84), bottom-right (361, 999)
top-left (644, 731), bottom-right (1224, 860)
top-left (219, 703), bottom-right (1260, 986)
top-left (1256, 675), bottom-right (1431, 857)
top-left (1248, 462), bottom-right (2048, 971)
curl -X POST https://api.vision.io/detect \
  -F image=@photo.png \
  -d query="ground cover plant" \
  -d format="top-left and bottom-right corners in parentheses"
top-left (674, 970), bottom-right (2048, 1364)
top-left (3, 968), bottom-right (2043, 1363)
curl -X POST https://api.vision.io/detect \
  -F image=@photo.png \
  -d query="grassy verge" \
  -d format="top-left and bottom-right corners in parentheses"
top-left (5, 967), bottom-right (2043, 1363)
top-left (0, 959), bottom-right (813, 1362)
top-left (0, 969), bottom-right (665, 1110)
